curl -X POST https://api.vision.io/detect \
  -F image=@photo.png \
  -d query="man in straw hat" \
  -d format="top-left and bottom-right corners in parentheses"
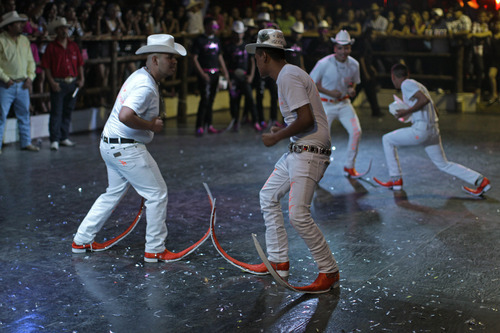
top-left (310, 29), bottom-right (367, 178)
top-left (243, 29), bottom-right (340, 293)
top-left (72, 34), bottom-right (190, 262)
top-left (0, 11), bottom-right (39, 154)
top-left (42, 17), bottom-right (85, 151)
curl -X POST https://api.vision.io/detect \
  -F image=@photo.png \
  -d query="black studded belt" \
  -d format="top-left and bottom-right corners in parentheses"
top-left (288, 142), bottom-right (331, 156)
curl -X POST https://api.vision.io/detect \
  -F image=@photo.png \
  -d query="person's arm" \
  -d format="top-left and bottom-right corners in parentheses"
top-left (118, 106), bottom-right (163, 132)
top-left (262, 103), bottom-right (314, 147)
top-left (192, 54), bottom-right (209, 81)
top-left (396, 90), bottom-right (429, 118)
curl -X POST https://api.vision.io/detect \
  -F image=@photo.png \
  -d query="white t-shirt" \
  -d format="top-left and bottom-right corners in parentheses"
top-left (401, 78), bottom-right (438, 124)
top-left (102, 68), bottom-right (160, 144)
top-left (309, 54), bottom-right (361, 101)
top-left (276, 64), bottom-right (330, 147)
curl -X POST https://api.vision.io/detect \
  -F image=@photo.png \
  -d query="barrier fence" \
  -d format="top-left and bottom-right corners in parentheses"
top-left (28, 33), bottom-right (466, 121)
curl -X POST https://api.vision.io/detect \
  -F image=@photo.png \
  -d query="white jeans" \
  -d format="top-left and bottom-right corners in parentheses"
top-left (259, 151), bottom-right (338, 273)
top-left (74, 141), bottom-right (168, 253)
top-left (323, 100), bottom-right (361, 169)
top-left (382, 122), bottom-right (481, 185)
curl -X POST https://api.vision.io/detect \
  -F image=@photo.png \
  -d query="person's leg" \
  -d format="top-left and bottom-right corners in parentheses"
top-left (60, 82), bottom-right (78, 141)
top-left (12, 83), bottom-right (32, 148)
top-left (382, 125), bottom-right (429, 178)
top-left (74, 144), bottom-right (131, 244)
top-left (338, 103), bottom-right (362, 169)
top-left (424, 128), bottom-right (482, 185)
top-left (49, 88), bottom-right (64, 143)
top-left (0, 83), bottom-right (15, 150)
top-left (288, 152), bottom-right (337, 273)
top-left (122, 144), bottom-right (168, 253)
top-left (195, 76), bottom-right (208, 129)
top-left (205, 73), bottom-right (219, 127)
top-left (259, 153), bottom-right (291, 263)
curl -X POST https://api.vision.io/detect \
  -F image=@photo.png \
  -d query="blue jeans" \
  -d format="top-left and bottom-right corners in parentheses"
top-left (0, 81), bottom-right (32, 149)
top-left (49, 81), bottom-right (77, 143)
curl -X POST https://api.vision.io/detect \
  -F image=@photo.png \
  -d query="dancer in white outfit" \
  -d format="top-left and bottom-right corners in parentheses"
top-left (374, 63), bottom-right (491, 197)
top-left (244, 29), bottom-right (340, 293)
top-left (310, 30), bottom-right (365, 178)
top-left (72, 35), bottom-right (191, 259)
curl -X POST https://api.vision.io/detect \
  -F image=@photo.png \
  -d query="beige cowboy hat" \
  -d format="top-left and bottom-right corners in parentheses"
top-left (245, 29), bottom-right (290, 54)
top-left (186, 0), bottom-right (201, 10)
top-left (48, 17), bottom-right (71, 34)
top-left (291, 21), bottom-right (304, 34)
top-left (0, 11), bottom-right (27, 28)
top-left (136, 34), bottom-right (187, 56)
top-left (330, 30), bottom-right (355, 45)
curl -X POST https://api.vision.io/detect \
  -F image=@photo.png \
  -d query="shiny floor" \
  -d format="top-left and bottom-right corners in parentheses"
top-left (1, 107), bottom-right (499, 332)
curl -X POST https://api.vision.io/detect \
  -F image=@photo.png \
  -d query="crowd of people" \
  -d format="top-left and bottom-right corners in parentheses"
top-left (1, 0), bottom-right (500, 149)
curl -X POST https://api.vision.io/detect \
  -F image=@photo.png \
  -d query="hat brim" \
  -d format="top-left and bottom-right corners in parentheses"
top-left (246, 43), bottom-right (293, 54)
top-left (0, 17), bottom-right (27, 28)
top-left (330, 37), bottom-right (355, 45)
top-left (135, 43), bottom-right (187, 56)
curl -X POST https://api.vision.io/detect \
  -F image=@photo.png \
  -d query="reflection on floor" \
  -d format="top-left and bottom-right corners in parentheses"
top-left (1, 108), bottom-right (499, 332)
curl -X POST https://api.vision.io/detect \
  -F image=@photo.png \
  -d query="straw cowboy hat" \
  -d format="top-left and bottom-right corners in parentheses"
top-left (136, 34), bottom-right (187, 56)
top-left (330, 30), bottom-right (355, 45)
top-left (0, 11), bottom-right (27, 28)
top-left (245, 29), bottom-right (289, 54)
top-left (243, 18), bottom-right (257, 28)
top-left (186, 0), bottom-right (202, 10)
top-left (48, 17), bottom-right (71, 34)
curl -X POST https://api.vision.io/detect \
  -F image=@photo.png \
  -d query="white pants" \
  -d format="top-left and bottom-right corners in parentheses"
top-left (323, 100), bottom-right (361, 169)
top-left (74, 141), bottom-right (168, 253)
top-left (382, 122), bottom-right (481, 185)
top-left (259, 151), bottom-right (338, 273)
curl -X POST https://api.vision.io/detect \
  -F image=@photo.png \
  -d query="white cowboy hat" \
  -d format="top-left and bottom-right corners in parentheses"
top-left (232, 20), bottom-right (246, 33)
top-left (48, 17), bottom-right (71, 34)
top-left (330, 30), bottom-right (355, 45)
top-left (136, 34), bottom-right (187, 56)
top-left (0, 11), bottom-right (27, 28)
top-left (245, 29), bottom-right (289, 54)
top-left (291, 21), bottom-right (304, 34)
top-left (256, 12), bottom-right (271, 22)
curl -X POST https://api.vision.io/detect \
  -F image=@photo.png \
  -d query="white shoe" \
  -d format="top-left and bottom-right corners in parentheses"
top-left (60, 139), bottom-right (75, 147)
top-left (50, 142), bottom-right (59, 151)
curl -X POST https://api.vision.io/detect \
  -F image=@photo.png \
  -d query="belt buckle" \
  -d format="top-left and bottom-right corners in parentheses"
top-left (293, 144), bottom-right (303, 153)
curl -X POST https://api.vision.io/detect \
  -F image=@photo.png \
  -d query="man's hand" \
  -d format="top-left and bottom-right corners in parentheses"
top-left (150, 117), bottom-right (164, 132)
top-left (50, 81), bottom-right (61, 92)
top-left (22, 78), bottom-right (33, 93)
top-left (395, 108), bottom-right (410, 118)
top-left (262, 131), bottom-right (279, 147)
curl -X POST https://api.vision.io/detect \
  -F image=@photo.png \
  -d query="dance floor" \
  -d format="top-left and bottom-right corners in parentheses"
top-left (1, 107), bottom-right (499, 332)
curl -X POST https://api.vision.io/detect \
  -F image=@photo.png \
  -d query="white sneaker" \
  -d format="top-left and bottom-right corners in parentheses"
top-left (50, 141), bottom-right (59, 151)
top-left (60, 139), bottom-right (75, 147)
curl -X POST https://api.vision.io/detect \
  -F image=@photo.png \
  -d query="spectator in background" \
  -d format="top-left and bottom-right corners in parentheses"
top-left (43, 17), bottom-right (85, 151)
top-left (224, 20), bottom-right (260, 132)
top-left (386, 12), bottom-right (410, 67)
top-left (184, 0), bottom-right (204, 34)
top-left (363, 3), bottom-right (388, 37)
top-left (286, 21), bottom-right (305, 70)
top-left (337, 9), bottom-right (362, 38)
top-left (191, 17), bottom-right (230, 136)
top-left (39, 2), bottom-right (58, 36)
top-left (0, 11), bottom-right (39, 153)
top-left (275, 5), bottom-right (296, 34)
top-left (469, 10), bottom-right (491, 103)
top-left (305, 20), bottom-right (332, 72)
top-left (357, 27), bottom-right (382, 117)
top-left (176, 6), bottom-right (188, 34)
top-left (303, 11), bottom-right (317, 32)
top-left (486, 19), bottom-right (500, 105)
top-left (426, 8), bottom-right (450, 87)
top-left (152, 4), bottom-right (167, 34)
top-left (164, 9), bottom-right (180, 34)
